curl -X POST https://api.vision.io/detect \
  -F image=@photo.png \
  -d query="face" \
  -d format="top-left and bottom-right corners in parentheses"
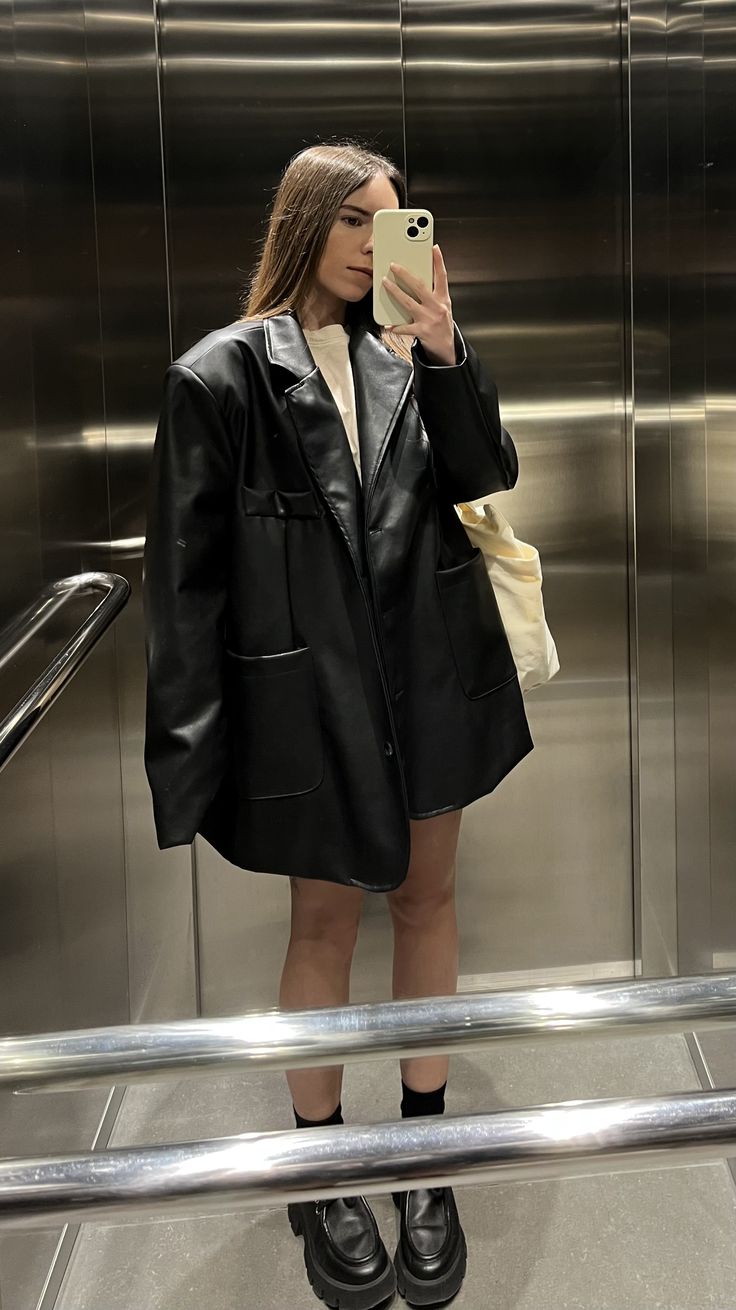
top-left (306, 173), bottom-right (400, 323)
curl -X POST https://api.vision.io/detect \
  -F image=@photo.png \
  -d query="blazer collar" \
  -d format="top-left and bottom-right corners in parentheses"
top-left (264, 310), bottom-right (413, 579)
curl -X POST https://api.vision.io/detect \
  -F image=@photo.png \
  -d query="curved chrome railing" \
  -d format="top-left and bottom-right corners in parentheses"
top-left (3, 972), bottom-right (736, 1092)
top-left (0, 571), bottom-right (130, 773)
top-left (2, 1088), bottom-right (736, 1229)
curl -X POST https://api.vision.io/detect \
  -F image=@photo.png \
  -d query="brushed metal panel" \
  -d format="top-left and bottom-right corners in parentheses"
top-left (694, 1), bottom-right (736, 1085)
top-left (668, 0), bottom-right (711, 977)
top-left (0, 1), bottom-right (129, 1305)
top-left (159, 0), bottom-right (405, 355)
top-left (629, 0), bottom-right (678, 977)
top-left (706, 7), bottom-right (736, 970)
top-left (155, 0), bottom-right (407, 1013)
top-left (0, 8), bottom-right (62, 1301)
top-left (82, 0), bottom-right (196, 1026)
top-left (403, 0), bottom-right (633, 978)
top-left (10, 0), bottom-right (129, 1019)
top-left (173, 0), bottom-right (635, 1010)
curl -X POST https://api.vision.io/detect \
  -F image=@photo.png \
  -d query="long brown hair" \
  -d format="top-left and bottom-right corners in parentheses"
top-left (237, 139), bottom-right (413, 363)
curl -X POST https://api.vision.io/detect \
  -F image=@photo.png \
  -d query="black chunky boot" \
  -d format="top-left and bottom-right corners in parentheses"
top-left (288, 1194), bottom-right (397, 1310)
top-left (391, 1186), bottom-right (467, 1306)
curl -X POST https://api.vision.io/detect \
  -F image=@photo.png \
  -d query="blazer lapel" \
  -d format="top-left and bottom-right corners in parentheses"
top-left (264, 311), bottom-right (412, 580)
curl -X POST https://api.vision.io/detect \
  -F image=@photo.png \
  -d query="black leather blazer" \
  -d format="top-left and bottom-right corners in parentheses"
top-left (142, 310), bottom-right (533, 890)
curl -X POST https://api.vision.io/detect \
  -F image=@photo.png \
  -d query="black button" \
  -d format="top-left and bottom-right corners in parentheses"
top-left (384, 740), bottom-right (394, 757)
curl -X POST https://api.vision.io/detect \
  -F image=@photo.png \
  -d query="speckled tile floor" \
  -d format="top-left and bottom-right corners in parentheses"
top-left (55, 1034), bottom-right (736, 1310)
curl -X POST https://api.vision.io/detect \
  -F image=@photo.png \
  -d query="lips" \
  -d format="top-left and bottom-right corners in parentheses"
top-left (349, 268), bottom-right (372, 277)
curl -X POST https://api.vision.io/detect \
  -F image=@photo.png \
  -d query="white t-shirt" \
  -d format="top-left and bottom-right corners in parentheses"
top-left (302, 323), bottom-right (361, 483)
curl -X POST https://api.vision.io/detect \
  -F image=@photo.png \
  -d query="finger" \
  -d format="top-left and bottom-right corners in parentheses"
top-left (433, 244), bottom-right (449, 293)
top-left (388, 262), bottom-right (428, 301)
top-left (386, 321), bottom-right (418, 336)
top-left (382, 276), bottom-right (415, 308)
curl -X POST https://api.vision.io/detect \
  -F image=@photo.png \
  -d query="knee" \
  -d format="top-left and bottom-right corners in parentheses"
top-left (388, 868), bottom-right (456, 930)
top-left (289, 880), bottom-right (363, 960)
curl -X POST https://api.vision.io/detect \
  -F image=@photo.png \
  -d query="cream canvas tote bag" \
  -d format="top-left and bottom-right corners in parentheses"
top-left (455, 498), bottom-right (560, 693)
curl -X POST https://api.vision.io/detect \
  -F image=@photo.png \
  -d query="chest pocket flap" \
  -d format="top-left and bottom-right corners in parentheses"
top-left (241, 485), bottom-right (324, 518)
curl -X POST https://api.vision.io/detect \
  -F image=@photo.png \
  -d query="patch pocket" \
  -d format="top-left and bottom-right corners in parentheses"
top-left (435, 547), bottom-right (518, 698)
top-left (241, 485), bottom-right (324, 518)
top-left (224, 645), bottom-right (324, 799)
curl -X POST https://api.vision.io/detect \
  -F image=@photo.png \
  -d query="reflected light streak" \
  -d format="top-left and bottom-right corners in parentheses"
top-left (69, 402), bottom-right (735, 452)
top-left (539, 1101), bottom-right (638, 1144)
top-left (162, 20), bottom-right (610, 40)
top-left (169, 56), bottom-right (615, 74)
top-left (530, 986), bottom-right (613, 1017)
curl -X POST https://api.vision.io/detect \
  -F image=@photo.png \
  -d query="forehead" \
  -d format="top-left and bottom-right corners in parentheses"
top-left (340, 199), bottom-right (399, 218)
top-left (341, 176), bottom-right (399, 216)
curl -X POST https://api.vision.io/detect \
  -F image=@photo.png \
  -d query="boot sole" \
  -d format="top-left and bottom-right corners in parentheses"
top-left (288, 1204), bottom-right (397, 1310)
top-left (393, 1229), bottom-right (467, 1307)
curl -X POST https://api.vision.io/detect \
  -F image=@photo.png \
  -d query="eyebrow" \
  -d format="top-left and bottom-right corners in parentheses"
top-left (340, 204), bottom-right (371, 217)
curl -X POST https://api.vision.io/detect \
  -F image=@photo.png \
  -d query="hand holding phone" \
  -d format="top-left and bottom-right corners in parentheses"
top-left (372, 212), bottom-right (457, 366)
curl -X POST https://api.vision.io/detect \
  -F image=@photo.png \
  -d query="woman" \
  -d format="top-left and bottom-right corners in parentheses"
top-left (143, 140), bottom-right (533, 1309)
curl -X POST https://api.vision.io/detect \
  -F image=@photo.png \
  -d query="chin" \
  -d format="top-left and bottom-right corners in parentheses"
top-left (336, 275), bottom-right (370, 301)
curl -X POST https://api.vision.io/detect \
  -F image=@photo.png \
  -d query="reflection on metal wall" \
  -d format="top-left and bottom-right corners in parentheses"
top-left (0, 5), bottom-right (128, 1308)
top-left (630, 0), bottom-right (736, 1007)
top-left (672, 0), bottom-right (736, 1083)
top-left (0, 4), bottom-right (194, 1307)
top-left (82, 1), bottom-right (197, 1029)
top-left (705, 5), bottom-right (736, 977)
top-left (157, 0), bottom-right (410, 1010)
top-left (159, 0), bottom-right (633, 1010)
top-left (628, 0), bottom-right (678, 980)
top-left (401, 0), bottom-right (632, 986)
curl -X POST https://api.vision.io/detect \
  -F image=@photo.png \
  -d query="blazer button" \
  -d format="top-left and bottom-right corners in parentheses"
top-left (384, 739), bottom-right (394, 757)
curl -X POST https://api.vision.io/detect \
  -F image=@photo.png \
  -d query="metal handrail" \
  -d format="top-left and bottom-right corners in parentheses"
top-left (2, 1088), bottom-right (736, 1229)
top-left (0, 572), bottom-right (130, 773)
top-left (4, 972), bottom-right (736, 1093)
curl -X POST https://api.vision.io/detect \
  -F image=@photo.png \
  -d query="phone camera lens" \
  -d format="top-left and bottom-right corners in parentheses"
top-left (417, 216), bottom-right (429, 228)
top-left (407, 225), bottom-right (418, 238)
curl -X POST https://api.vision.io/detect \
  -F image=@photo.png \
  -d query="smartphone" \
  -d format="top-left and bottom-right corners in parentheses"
top-left (372, 208), bottom-right (434, 326)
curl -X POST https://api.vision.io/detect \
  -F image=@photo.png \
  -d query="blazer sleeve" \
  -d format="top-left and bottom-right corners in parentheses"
top-left (410, 320), bottom-right (519, 504)
top-left (142, 363), bottom-right (235, 849)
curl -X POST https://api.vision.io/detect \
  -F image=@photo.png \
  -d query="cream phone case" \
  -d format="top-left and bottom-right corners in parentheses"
top-left (372, 208), bottom-right (434, 326)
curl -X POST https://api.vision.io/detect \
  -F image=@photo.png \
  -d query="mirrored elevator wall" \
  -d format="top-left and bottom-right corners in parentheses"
top-left (0, 5), bottom-right (196, 1308)
top-left (173, 0), bottom-right (635, 1013)
top-left (627, 0), bottom-right (736, 1086)
top-left (1, 2), bottom-right (734, 1307)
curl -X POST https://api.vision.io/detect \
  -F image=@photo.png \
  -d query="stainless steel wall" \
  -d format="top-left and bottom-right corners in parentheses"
top-left (167, 0), bottom-right (634, 1011)
top-left (698, 0), bottom-right (736, 1076)
top-left (628, 0), bottom-right (736, 1078)
top-left (0, 5), bottom-right (129, 1307)
top-left (82, 0), bottom-right (197, 1030)
top-left (0, 4), bottom-right (194, 1307)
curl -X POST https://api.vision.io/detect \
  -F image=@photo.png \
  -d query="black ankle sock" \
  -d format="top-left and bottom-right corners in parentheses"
top-left (393, 1080), bottom-right (448, 1208)
top-left (400, 1078), bottom-right (447, 1119)
top-left (293, 1101), bottom-right (344, 1129)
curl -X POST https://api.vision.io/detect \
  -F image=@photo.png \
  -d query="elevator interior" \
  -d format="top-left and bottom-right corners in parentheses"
top-left (1, 1), bottom-right (735, 1307)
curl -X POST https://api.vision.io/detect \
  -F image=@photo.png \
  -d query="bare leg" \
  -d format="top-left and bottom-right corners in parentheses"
top-left (386, 809), bottom-right (463, 1091)
top-left (279, 875), bottom-right (364, 1120)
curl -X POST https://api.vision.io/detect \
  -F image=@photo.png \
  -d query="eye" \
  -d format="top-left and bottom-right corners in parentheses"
top-left (341, 215), bottom-right (361, 227)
